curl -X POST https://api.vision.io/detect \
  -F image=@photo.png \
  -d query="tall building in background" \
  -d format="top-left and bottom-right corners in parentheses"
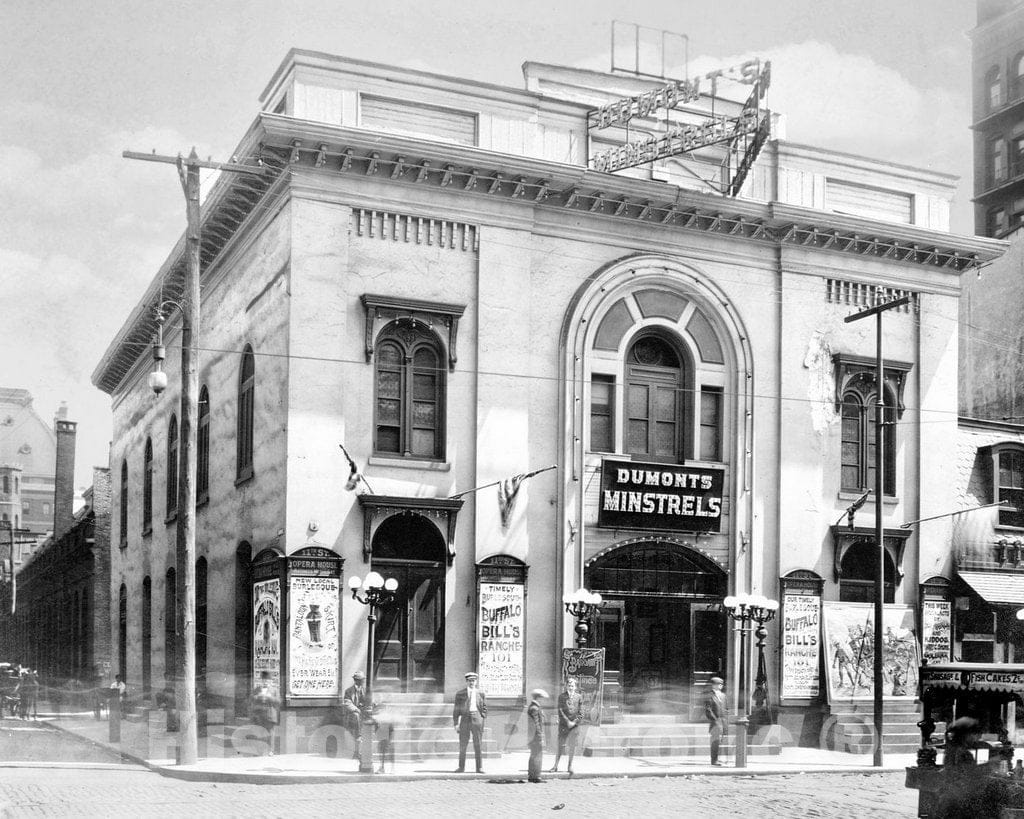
top-left (971, 0), bottom-right (1024, 237)
top-left (0, 389), bottom-right (58, 538)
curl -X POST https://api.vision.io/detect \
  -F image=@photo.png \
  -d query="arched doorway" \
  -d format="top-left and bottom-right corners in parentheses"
top-left (586, 540), bottom-right (727, 717)
top-left (371, 514), bottom-right (447, 692)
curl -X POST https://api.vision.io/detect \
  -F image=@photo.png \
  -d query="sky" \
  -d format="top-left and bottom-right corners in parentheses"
top-left (0, 0), bottom-right (978, 491)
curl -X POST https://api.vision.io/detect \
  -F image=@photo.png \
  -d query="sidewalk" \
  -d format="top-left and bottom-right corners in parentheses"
top-left (39, 709), bottom-right (918, 784)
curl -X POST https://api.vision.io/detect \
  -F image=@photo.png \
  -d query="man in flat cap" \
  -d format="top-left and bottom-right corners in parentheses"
top-left (452, 671), bottom-right (487, 772)
top-left (343, 670), bottom-right (369, 759)
top-left (704, 676), bottom-right (727, 766)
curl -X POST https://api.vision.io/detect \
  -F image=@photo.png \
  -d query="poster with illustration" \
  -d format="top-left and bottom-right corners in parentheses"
top-left (288, 575), bottom-right (340, 698)
top-left (822, 602), bottom-right (919, 702)
top-left (252, 579), bottom-right (281, 690)
top-left (561, 648), bottom-right (605, 726)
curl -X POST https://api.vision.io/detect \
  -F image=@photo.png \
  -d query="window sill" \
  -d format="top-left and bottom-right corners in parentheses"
top-left (837, 490), bottom-right (899, 506)
top-left (142, 526), bottom-right (152, 538)
top-left (368, 456), bottom-right (451, 472)
top-left (196, 493), bottom-right (209, 510)
top-left (994, 525), bottom-right (1024, 534)
top-left (119, 540), bottom-right (128, 551)
top-left (165, 512), bottom-right (178, 525)
top-left (235, 470), bottom-right (254, 488)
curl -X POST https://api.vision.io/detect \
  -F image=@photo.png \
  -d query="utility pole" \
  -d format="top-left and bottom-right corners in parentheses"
top-left (123, 148), bottom-right (265, 764)
top-left (845, 292), bottom-right (909, 768)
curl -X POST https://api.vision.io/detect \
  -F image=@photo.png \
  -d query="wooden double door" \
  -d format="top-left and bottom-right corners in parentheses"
top-left (372, 559), bottom-right (445, 692)
top-left (596, 598), bottom-right (725, 719)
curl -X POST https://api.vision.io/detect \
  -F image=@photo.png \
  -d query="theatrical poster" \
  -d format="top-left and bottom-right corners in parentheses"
top-left (477, 582), bottom-right (525, 698)
top-left (288, 575), bottom-right (340, 698)
top-left (252, 579), bottom-right (281, 690)
top-left (561, 648), bottom-right (605, 726)
top-left (921, 600), bottom-right (952, 665)
top-left (822, 602), bottom-right (919, 702)
top-left (781, 593), bottom-right (821, 699)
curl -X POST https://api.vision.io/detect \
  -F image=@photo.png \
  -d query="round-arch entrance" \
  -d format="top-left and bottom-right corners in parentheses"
top-left (585, 540), bottom-right (727, 717)
top-left (371, 514), bottom-right (447, 692)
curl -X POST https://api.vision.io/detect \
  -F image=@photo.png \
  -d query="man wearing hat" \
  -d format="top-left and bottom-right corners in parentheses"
top-left (343, 670), bottom-right (370, 759)
top-left (703, 676), bottom-right (727, 766)
top-left (452, 671), bottom-right (488, 772)
top-left (527, 688), bottom-right (549, 783)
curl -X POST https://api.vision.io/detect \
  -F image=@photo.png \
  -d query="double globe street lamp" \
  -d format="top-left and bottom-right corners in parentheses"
top-left (722, 593), bottom-right (779, 768)
top-left (348, 571), bottom-right (398, 774)
top-left (563, 588), bottom-right (604, 648)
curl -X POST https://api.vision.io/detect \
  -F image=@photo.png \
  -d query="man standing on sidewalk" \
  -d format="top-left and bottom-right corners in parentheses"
top-left (527, 688), bottom-right (549, 783)
top-left (704, 676), bottom-right (727, 766)
top-left (453, 671), bottom-right (487, 773)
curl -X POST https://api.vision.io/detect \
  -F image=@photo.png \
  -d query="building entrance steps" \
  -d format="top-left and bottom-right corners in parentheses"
top-left (581, 712), bottom-right (783, 758)
top-left (825, 700), bottom-right (922, 754)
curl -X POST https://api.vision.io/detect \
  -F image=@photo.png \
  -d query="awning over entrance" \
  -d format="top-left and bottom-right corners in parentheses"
top-left (958, 571), bottom-right (1024, 606)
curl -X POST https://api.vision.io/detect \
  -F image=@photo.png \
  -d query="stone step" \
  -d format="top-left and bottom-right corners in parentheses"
top-left (585, 742), bottom-right (781, 758)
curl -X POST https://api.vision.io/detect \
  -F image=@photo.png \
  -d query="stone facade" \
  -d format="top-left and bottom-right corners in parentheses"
top-left (93, 50), bottom-right (1004, 745)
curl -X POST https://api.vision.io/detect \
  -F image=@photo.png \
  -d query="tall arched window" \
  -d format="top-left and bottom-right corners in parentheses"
top-left (142, 576), bottom-right (152, 698)
top-left (118, 583), bottom-right (128, 680)
top-left (1015, 53), bottom-right (1024, 100)
top-left (625, 334), bottom-right (689, 462)
top-left (840, 379), bottom-right (896, 496)
top-left (993, 445), bottom-right (1024, 528)
top-left (374, 322), bottom-right (444, 459)
top-left (237, 345), bottom-right (255, 481)
top-left (119, 460), bottom-right (128, 546)
top-left (196, 557), bottom-right (208, 686)
top-left (166, 414), bottom-right (178, 518)
top-left (143, 438), bottom-right (153, 533)
top-left (165, 568), bottom-right (176, 682)
top-left (197, 386), bottom-right (210, 504)
top-left (988, 65), bottom-right (1004, 111)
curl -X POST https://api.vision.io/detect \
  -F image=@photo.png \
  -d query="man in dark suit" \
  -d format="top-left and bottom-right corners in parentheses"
top-left (342, 670), bottom-right (369, 759)
top-left (452, 671), bottom-right (487, 772)
top-left (704, 675), bottom-right (727, 766)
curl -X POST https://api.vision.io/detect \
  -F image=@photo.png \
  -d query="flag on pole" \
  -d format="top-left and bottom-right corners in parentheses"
top-left (846, 490), bottom-right (871, 529)
top-left (496, 466), bottom-right (556, 530)
top-left (339, 444), bottom-right (373, 494)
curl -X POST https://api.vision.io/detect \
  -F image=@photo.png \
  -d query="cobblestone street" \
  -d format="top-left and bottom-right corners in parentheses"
top-left (0, 766), bottom-right (917, 818)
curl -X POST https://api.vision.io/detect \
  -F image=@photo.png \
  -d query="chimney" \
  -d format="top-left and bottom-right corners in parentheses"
top-left (54, 414), bottom-right (77, 539)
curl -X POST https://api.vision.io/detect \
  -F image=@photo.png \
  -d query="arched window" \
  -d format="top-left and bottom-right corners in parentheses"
top-left (840, 378), bottom-right (896, 496)
top-left (118, 583), bottom-right (128, 680)
top-left (196, 557), bottom-right (208, 684)
top-left (992, 444), bottom-right (1024, 528)
top-left (142, 576), bottom-right (152, 698)
top-left (237, 346), bottom-right (255, 481)
top-left (992, 137), bottom-right (1008, 185)
top-left (988, 65), bottom-right (1004, 111)
top-left (1, 476), bottom-right (8, 493)
top-left (374, 322), bottom-right (445, 459)
top-left (120, 460), bottom-right (128, 546)
top-left (166, 414), bottom-right (178, 518)
top-left (625, 334), bottom-right (689, 462)
top-left (143, 438), bottom-right (153, 533)
top-left (839, 541), bottom-right (896, 603)
top-left (197, 386), bottom-right (210, 504)
top-left (165, 568), bottom-right (176, 682)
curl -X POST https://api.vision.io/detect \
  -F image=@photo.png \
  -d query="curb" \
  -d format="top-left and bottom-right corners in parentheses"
top-left (41, 720), bottom-right (911, 785)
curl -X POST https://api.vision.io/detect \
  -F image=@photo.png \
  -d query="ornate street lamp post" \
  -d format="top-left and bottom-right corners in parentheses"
top-left (722, 593), bottom-right (778, 768)
top-left (348, 571), bottom-right (398, 774)
top-left (563, 588), bottom-right (604, 648)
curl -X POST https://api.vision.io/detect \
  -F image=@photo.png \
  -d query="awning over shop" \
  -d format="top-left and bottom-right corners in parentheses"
top-left (958, 571), bottom-right (1024, 606)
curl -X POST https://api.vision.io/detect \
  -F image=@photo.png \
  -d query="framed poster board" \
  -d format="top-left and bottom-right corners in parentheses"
top-left (822, 602), bottom-right (919, 702)
top-left (287, 575), bottom-right (341, 698)
top-left (477, 581), bottom-right (525, 698)
top-left (781, 592), bottom-right (821, 700)
top-left (561, 648), bottom-right (606, 726)
top-left (253, 578), bottom-right (281, 692)
top-left (921, 600), bottom-right (952, 665)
